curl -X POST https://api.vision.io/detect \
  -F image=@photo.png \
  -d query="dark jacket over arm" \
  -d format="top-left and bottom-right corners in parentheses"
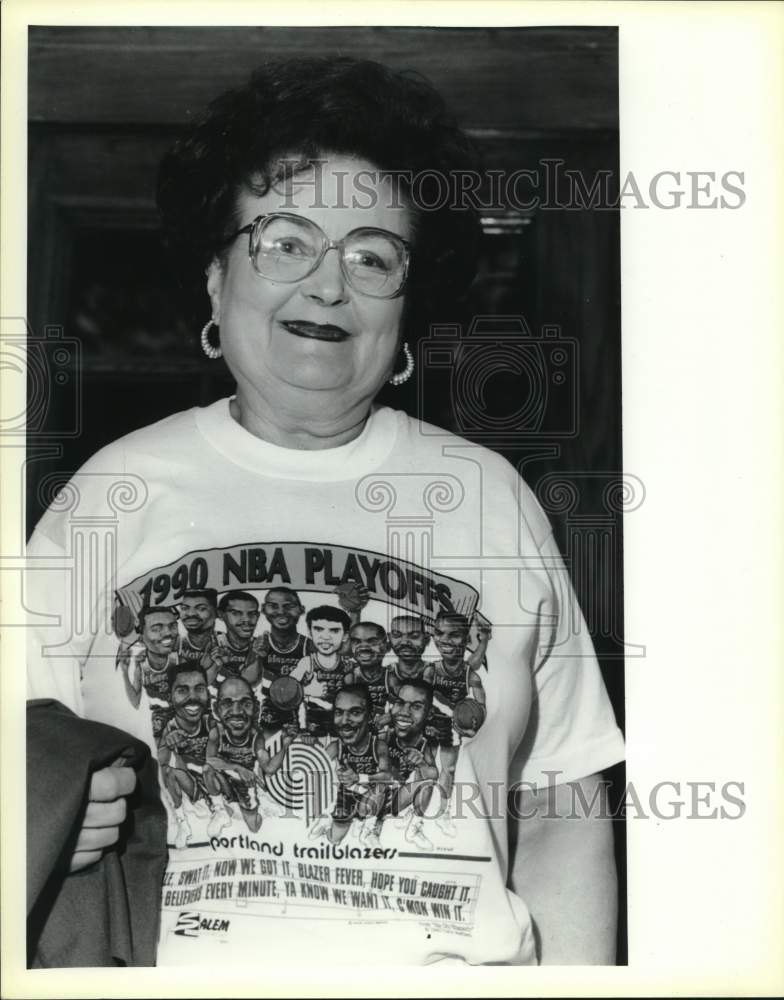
top-left (27, 699), bottom-right (167, 968)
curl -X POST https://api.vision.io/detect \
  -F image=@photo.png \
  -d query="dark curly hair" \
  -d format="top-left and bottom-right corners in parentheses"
top-left (157, 57), bottom-right (483, 341)
top-left (137, 604), bottom-right (178, 631)
top-left (217, 589), bottom-right (259, 613)
top-left (305, 604), bottom-right (352, 632)
top-left (166, 660), bottom-right (209, 693)
top-left (334, 682), bottom-right (373, 717)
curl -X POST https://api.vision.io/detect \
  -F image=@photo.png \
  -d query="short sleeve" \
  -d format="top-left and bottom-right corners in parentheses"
top-left (26, 528), bottom-right (85, 714)
top-left (509, 530), bottom-right (624, 788)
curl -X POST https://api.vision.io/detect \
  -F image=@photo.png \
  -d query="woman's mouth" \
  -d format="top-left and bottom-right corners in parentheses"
top-left (280, 320), bottom-right (350, 342)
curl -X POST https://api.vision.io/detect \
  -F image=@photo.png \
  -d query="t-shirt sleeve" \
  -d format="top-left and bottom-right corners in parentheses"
top-left (26, 526), bottom-right (86, 715)
top-left (509, 529), bottom-right (625, 788)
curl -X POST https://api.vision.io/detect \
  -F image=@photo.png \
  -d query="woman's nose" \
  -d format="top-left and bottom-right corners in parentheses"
top-left (299, 247), bottom-right (349, 305)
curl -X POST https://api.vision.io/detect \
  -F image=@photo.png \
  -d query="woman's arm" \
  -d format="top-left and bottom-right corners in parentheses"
top-left (508, 772), bottom-right (617, 964)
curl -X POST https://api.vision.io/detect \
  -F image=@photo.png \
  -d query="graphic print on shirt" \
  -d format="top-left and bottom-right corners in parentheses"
top-left (113, 541), bottom-right (492, 939)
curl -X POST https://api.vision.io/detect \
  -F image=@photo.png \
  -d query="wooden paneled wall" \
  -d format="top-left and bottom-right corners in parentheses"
top-left (29, 26), bottom-right (618, 130)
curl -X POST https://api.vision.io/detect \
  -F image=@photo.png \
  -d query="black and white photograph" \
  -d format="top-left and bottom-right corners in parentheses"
top-left (2, 2), bottom-right (782, 997)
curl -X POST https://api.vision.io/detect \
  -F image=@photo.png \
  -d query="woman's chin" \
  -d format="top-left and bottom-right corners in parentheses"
top-left (272, 360), bottom-right (379, 398)
top-left (279, 370), bottom-right (353, 393)
top-left (234, 362), bottom-right (352, 396)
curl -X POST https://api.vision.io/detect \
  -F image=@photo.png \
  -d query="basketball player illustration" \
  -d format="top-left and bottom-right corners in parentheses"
top-left (370, 679), bottom-right (439, 850)
top-left (203, 590), bottom-right (263, 692)
top-left (344, 622), bottom-right (392, 733)
top-left (205, 676), bottom-right (292, 832)
top-left (117, 605), bottom-right (179, 741)
top-left (157, 664), bottom-right (234, 848)
top-left (427, 613), bottom-right (490, 836)
top-left (290, 606), bottom-right (353, 742)
top-left (332, 582), bottom-right (371, 651)
top-left (386, 615), bottom-right (434, 696)
top-left (178, 588), bottom-right (219, 665)
top-left (311, 684), bottom-right (388, 845)
top-left (247, 587), bottom-right (310, 736)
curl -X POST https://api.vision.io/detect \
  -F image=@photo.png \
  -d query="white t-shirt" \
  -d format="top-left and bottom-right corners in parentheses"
top-left (27, 399), bottom-right (624, 966)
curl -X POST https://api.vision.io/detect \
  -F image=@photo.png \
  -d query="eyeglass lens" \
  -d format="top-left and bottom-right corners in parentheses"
top-left (253, 215), bottom-right (406, 296)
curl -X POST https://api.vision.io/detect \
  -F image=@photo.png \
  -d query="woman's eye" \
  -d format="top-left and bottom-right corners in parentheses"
top-left (271, 238), bottom-right (308, 256)
top-left (351, 251), bottom-right (390, 272)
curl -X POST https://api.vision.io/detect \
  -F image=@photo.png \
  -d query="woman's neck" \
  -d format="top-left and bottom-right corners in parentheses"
top-left (230, 387), bottom-right (371, 450)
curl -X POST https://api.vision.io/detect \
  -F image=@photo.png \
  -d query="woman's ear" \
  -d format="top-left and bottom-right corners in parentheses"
top-left (205, 258), bottom-right (224, 323)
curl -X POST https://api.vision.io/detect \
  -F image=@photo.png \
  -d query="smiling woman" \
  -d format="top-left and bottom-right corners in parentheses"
top-left (155, 57), bottom-right (482, 446)
top-left (206, 159), bottom-right (410, 440)
top-left (27, 54), bottom-right (624, 969)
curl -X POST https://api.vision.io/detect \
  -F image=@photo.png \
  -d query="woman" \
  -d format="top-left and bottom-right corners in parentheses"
top-left (27, 57), bottom-right (624, 967)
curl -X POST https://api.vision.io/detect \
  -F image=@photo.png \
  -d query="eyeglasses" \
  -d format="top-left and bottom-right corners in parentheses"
top-left (227, 213), bottom-right (411, 299)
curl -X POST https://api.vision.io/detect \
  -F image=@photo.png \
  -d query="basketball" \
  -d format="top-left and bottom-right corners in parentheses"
top-left (453, 698), bottom-right (486, 734)
top-left (269, 675), bottom-right (304, 711)
top-left (113, 604), bottom-right (136, 638)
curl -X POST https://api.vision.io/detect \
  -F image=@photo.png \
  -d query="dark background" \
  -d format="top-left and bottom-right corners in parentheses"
top-left (27, 25), bottom-right (626, 962)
